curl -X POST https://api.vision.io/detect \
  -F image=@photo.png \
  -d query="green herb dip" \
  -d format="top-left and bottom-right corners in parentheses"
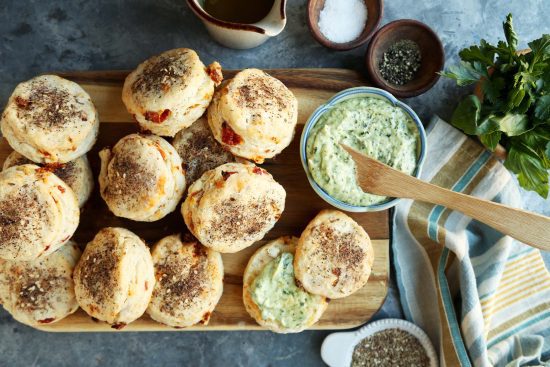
top-left (249, 253), bottom-right (321, 329)
top-left (306, 97), bottom-right (419, 206)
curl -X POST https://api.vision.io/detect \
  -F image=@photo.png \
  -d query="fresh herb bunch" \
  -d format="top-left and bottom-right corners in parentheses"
top-left (441, 14), bottom-right (550, 197)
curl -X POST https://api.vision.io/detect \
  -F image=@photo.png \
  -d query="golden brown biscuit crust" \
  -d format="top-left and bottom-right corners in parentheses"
top-left (147, 234), bottom-right (223, 327)
top-left (294, 210), bottom-right (374, 299)
top-left (182, 162), bottom-right (286, 253)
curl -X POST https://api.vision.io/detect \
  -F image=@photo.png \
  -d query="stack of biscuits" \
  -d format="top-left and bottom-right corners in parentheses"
top-left (0, 74), bottom-right (98, 326)
top-left (0, 48), bottom-right (373, 332)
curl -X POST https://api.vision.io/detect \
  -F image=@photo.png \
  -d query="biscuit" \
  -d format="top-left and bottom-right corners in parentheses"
top-left (0, 164), bottom-right (79, 261)
top-left (0, 241), bottom-right (81, 327)
top-left (207, 69), bottom-right (298, 163)
top-left (182, 162), bottom-right (285, 253)
top-left (242, 236), bottom-right (327, 333)
top-left (73, 227), bottom-right (155, 328)
top-left (3, 151), bottom-right (93, 208)
top-left (146, 234), bottom-right (223, 328)
top-left (123, 48), bottom-right (223, 137)
top-left (294, 210), bottom-right (374, 299)
top-left (99, 134), bottom-right (186, 222)
top-left (171, 118), bottom-right (234, 185)
top-left (0, 75), bottom-right (99, 163)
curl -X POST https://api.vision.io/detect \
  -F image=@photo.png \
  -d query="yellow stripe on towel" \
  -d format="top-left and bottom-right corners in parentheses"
top-left (486, 301), bottom-right (550, 342)
top-left (484, 277), bottom-right (550, 314)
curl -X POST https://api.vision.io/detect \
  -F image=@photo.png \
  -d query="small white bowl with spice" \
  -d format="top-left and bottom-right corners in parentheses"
top-left (321, 318), bottom-right (438, 367)
top-left (307, 0), bottom-right (383, 50)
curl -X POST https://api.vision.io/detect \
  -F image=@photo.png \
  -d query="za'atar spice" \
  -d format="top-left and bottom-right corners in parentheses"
top-left (379, 40), bottom-right (422, 85)
top-left (351, 328), bottom-right (430, 367)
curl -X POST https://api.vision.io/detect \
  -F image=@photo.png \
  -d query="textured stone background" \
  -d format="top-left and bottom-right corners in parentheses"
top-left (0, 1), bottom-right (549, 366)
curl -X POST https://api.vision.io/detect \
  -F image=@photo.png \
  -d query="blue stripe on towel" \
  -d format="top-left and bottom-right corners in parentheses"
top-left (468, 334), bottom-right (488, 362)
top-left (393, 214), bottom-right (414, 321)
top-left (439, 247), bottom-right (473, 366)
top-left (487, 311), bottom-right (550, 349)
top-left (427, 150), bottom-right (491, 242)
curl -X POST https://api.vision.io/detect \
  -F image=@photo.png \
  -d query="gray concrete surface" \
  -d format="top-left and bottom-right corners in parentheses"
top-left (0, 1), bottom-right (548, 366)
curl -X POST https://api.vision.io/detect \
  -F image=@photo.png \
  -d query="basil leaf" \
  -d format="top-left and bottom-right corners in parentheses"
top-left (503, 14), bottom-right (518, 51)
top-left (528, 34), bottom-right (550, 58)
top-left (480, 131), bottom-right (502, 151)
top-left (507, 88), bottom-right (526, 109)
top-left (535, 95), bottom-right (550, 120)
top-left (519, 126), bottom-right (550, 148)
top-left (440, 61), bottom-right (487, 86)
top-left (481, 76), bottom-right (505, 104)
top-left (494, 40), bottom-right (513, 60)
top-left (541, 70), bottom-right (550, 92)
top-left (459, 40), bottom-right (496, 65)
top-left (451, 95), bottom-right (481, 135)
top-left (515, 90), bottom-right (535, 114)
top-left (505, 140), bottom-right (549, 198)
top-left (477, 115), bottom-right (501, 134)
top-left (495, 113), bottom-right (529, 136)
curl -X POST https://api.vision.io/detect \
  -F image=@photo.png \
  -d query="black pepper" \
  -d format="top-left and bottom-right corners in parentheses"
top-left (379, 40), bottom-right (422, 85)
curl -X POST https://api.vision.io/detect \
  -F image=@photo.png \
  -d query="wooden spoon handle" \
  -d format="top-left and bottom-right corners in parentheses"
top-left (395, 178), bottom-right (550, 251)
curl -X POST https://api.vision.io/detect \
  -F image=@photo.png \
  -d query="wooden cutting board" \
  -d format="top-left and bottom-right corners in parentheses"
top-left (0, 69), bottom-right (390, 332)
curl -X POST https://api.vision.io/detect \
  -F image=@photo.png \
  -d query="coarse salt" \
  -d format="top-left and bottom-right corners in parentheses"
top-left (318, 0), bottom-right (368, 43)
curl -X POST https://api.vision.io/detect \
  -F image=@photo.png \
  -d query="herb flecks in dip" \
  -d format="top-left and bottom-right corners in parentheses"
top-left (351, 328), bottom-right (430, 367)
top-left (306, 97), bottom-right (419, 206)
top-left (249, 253), bottom-right (321, 329)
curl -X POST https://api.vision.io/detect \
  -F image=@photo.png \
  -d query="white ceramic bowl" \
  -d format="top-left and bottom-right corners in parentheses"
top-left (300, 87), bottom-right (427, 212)
top-left (321, 318), bottom-right (438, 367)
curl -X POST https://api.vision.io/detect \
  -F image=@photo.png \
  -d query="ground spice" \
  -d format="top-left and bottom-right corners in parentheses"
top-left (379, 40), bottom-right (422, 85)
top-left (351, 328), bottom-right (430, 367)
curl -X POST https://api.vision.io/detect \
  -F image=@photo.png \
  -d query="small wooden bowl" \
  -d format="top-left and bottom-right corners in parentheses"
top-left (307, 0), bottom-right (383, 51)
top-left (366, 19), bottom-right (444, 98)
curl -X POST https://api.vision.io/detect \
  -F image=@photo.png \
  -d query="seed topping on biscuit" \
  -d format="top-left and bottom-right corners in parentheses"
top-left (311, 223), bottom-right (365, 270)
top-left (0, 184), bottom-right (48, 255)
top-left (154, 241), bottom-right (209, 317)
top-left (132, 52), bottom-right (192, 97)
top-left (14, 81), bottom-right (84, 130)
top-left (77, 234), bottom-right (120, 304)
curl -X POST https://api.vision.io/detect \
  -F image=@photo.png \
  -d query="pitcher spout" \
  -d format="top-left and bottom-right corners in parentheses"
top-left (187, 0), bottom-right (288, 49)
top-left (255, 0), bottom-right (287, 37)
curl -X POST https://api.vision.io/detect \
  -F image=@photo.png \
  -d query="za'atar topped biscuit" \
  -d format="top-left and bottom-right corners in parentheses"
top-left (182, 162), bottom-right (286, 253)
top-left (0, 164), bottom-right (79, 261)
top-left (123, 48), bottom-right (223, 137)
top-left (147, 234), bottom-right (224, 328)
top-left (0, 241), bottom-right (81, 327)
top-left (3, 151), bottom-right (94, 208)
top-left (294, 210), bottom-right (374, 299)
top-left (0, 75), bottom-right (99, 163)
top-left (73, 227), bottom-right (155, 328)
top-left (99, 133), bottom-right (186, 222)
top-left (207, 68), bottom-right (298, 163)
top-left (171, 118), bottom-right (234, 186)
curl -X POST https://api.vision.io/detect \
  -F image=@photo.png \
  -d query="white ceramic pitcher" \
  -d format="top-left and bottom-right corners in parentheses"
top-left (187, 0), bottom-right (287, 49)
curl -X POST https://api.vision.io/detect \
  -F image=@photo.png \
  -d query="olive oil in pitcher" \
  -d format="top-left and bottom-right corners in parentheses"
top-left (204, 0), bottom-right (274, 24)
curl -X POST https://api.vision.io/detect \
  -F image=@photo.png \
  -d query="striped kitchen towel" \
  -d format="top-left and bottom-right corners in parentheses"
top-left (393, 116), bottom-right (550, 367)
